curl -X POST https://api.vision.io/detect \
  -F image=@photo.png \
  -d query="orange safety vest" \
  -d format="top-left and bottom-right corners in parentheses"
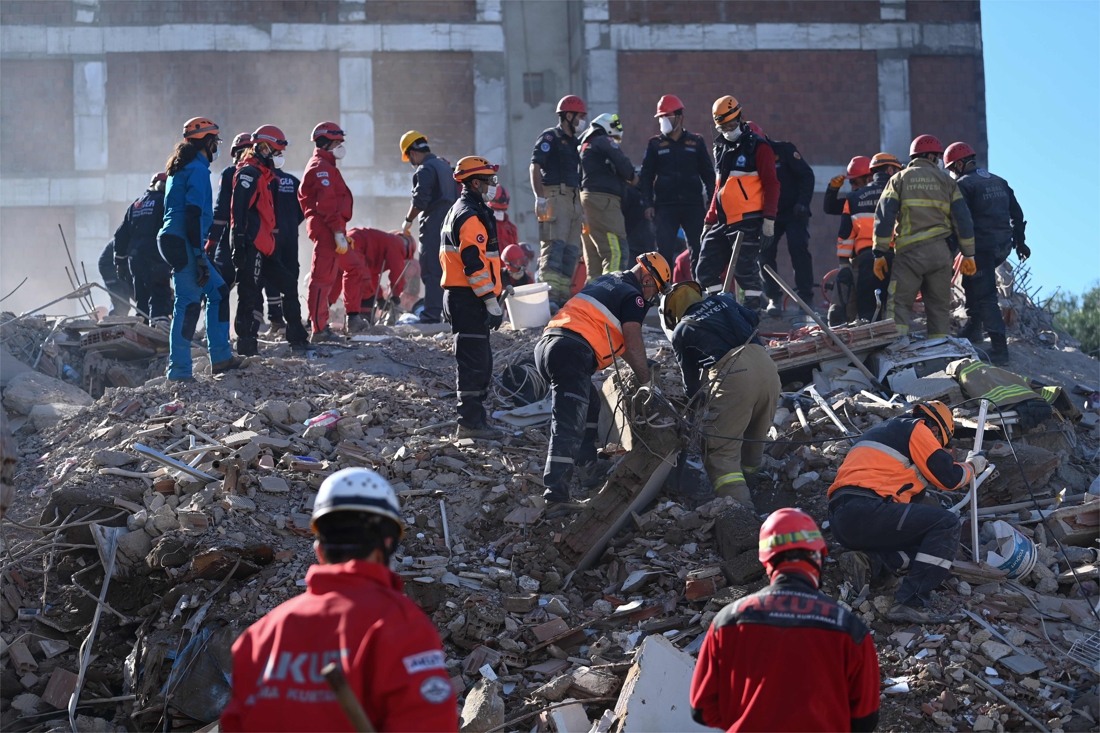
top-left (440, 194), bottom-right (501, 298)
top-left (546, 293), bottom-right (625, 369)
top-left (714, 134), bottom-right (765, 226)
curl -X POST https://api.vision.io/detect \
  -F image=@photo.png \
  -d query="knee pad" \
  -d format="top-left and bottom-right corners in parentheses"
top-left (217, 285), bottom-right (231, 322)
top-left (181, 302), bottom-right (201, 341)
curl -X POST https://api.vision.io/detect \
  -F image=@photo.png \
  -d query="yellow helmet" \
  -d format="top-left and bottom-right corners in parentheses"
top-left (453, 156), bottom-right (499, 182)
top-left (399, 130), bottom-right (427, 161)
top-left (712, 95), bottom-right (742, 127)
top-left (660, 281), bottom-right (704, 336)
top-left (636, 252), bottom-right (672, 293)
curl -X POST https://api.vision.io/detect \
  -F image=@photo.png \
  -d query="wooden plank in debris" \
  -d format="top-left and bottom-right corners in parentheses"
top-left (767, 320), bottom-right (898, 374)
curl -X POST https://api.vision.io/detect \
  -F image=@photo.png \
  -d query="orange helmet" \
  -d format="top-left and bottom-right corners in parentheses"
top-left (943, 141), bottom-right (977, 168)
top-left (182, 117), bottom-right (219, 141)
top-left (636, 252), bottom-right (672, 293)
top-left (453, 156), bottom-right (499, 183)
top-left (910, 134), bottom-right (943, 157)
top-left (846, 156), bottom-right (872, 179)
top-left (870, 152), bottom-right (903, 171)
top-left (488, 184), bottom-right (510, 211)
top-left (655, 94), bottom-right (685, 117)
top-left (556, 95), bottom-right (587, 115)
top-left (913, 401), bottom-right (954, 446)
top-left (312, 121), bottom-right (345, 143)
top-left (712, 95), bottom-right (742, 126)
top-left (252, 125), bottom-right (288, 152)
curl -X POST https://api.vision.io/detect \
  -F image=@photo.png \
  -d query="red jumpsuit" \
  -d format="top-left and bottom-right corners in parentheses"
top-left (349, 227), bottom-right (410, 306)
top-left (495, 213), bottom-right (518, 249)
top-left (299, 148), bottom-right (365, 331)
top-left (220, 560), bottom-right (457, 732)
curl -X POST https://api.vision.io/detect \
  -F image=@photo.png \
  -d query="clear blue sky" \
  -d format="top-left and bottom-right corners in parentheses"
top-left (982, 0), bottom-right (1100, 300)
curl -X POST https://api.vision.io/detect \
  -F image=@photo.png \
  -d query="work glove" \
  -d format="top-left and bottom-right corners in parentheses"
top-left (836, 265), bottom-right (854, 287)
top-left (401, 219), bottom-right (413, 237)
top-left (203, 238), bottom-right (217, 256)
top-left (792, 203), bottom-right (811, 220)
top-left (1015, 241), bottom-right (1031, 261)
top-left (334, 231), bottom-right (349, 255)
top-left (960, 256), bottom-right (977, 276)
top-left (195, 256), bottom-right (210, 288)
top-left (483, 295), bottom-right (504, 330)
top-left (873, 255), bottom-right (890, 281)
top-left (760, 218), bottom-right (776, 253)
top-left (828, 174), bottom-right (846, 189)
top-left (535, 197), bottom-right (551, 221)
top-left (115, 258), bottom-right (131, 284)
top-left (966, 451), bottom-right (989, 476)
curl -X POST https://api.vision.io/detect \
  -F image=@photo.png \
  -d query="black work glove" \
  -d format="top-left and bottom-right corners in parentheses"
top-left (836, 266), bottom-right (854, 287)
top-left (1015, 241), bottom-right (1031, 261)
top-left (195, 255), bottom-right (210, 288)
top-left (792, 203), bottom-right (811, 220)
top-left (116, 258), bottom-right (132, 284)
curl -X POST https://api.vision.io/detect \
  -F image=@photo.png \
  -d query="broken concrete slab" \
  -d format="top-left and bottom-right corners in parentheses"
top-left (613, 634), bottom-right (709, 732)
top-left (459, 678), bottom-right (505, 732)
top-left (2, 370), bottom-right (93, 414)
top-left (259, 476), bottom-right (290, 494)
top-left (998, 654), bottom-right (1046, 675)
top-left (41, 666), bottom-right (79, 709)
top-left (30, 402), bottom-right (85, 431)
top-left (547, 700), bottom-right (591, 733)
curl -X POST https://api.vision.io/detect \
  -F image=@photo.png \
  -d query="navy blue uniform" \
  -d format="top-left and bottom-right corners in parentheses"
top-left (264, 169), bottom-right (304, 322)
top-left (110, 188), bottom-right (172, 321)
top-left (671, 293), bottom-right (761, 397)
top-left (411, 152), bottom-right (459, 323)
top-left (621, 184), bottom-right (656, 262)
top-left (762, 139), bottom-right (816, 304)
top-left (639, 130), bottom-right (715, 269)
top-left (208, 165), bottom-right (237, 286)
top-left (531, 126), bottom-right (581, 188)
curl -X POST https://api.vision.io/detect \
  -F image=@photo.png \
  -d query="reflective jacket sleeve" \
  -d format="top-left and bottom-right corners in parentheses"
top-left (638, 139), bottom-right (657, 204)
top-left (874, 176), bottom-right (902, 252)
top-left (208, 167), bottom-right (234, 244)
top-left (458, 217), bottom-right (496, 298)
top-left (689, 625), bottom-right (727, 729)
top-left (755, 144), bottom-right (780, 218)
top-left (910, 422), bottom-right (973, 490)
top-left (948, 180), bottom-right (976, 256)
top-left (847, 631), bottom-right (882, 724)
top-left (1007, 184), bottom-right (1025, 247)
top-left (788, 145), bottom-right (815, 209)
top-left (699, 137), bottom-right (716, 204)
top-left (822, 183), bottom-right (846, 215)
top-left (113, 205), bottom-right (134, 258)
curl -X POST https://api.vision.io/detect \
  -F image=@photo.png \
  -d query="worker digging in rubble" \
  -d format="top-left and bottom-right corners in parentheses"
top-left (828, 400), bottom-right (990, 624)
top-left (873, 135), bottom-right (976, 341)
top-left (346, 227), bottom-right (414, 324)
top-left (696, 96), bottom-right (780, 312)
top-left (300, 121), bottom-right (366, 342)
top-left (108, 172), bottom-right (172, 328)
top-left (501, 244), bottom-right (533, 289)
top-left (158, 117), bottom-right (242, 381)
top-left (824, 152), bottom-right (903, 326)
top-left (537, 252), bottom-right (671, 511)
top-left (661, 282), bottom-right (780, 510)
top-left (488, 184), bottom-right (518, 250)
top-left (749, 121), bottom-right (817, 316)
top-left (263, 155), bottom-right (305, 335)
top-left (531, 95), bottom-right (587, 307)
top-left (639, 95), bottom-right (715, 275)
top-left (944, 141), bottom-right (1029, 366)
top-left (220, 467), bottom-right (457, 732)
top-left (400, 131), bottom-right (460, 325)
top-left (206, 132), bottom-right (253, 287)
top-left (230, 125), bottom-right (310, 356)
top-left (579, 113), bottom-right (637, 279)
top-left (690, 508), bottom-right (881, 732)
top-left (440, 156), bottom-right (505, 441)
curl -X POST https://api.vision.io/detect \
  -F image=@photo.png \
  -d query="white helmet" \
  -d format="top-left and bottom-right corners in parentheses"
top-left (590, 113), bottom-right (624, 141)
top-left (311, 467), bottom-right (405, 537)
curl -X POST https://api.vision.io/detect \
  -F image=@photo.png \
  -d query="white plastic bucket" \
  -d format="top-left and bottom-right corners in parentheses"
top-left (985, 519), bottom-right (1038, 580)
top-left (506, 283), bottom-right (552, 330)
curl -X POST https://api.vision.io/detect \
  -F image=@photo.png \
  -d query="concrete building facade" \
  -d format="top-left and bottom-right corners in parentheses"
top-left (0, 0), bottom-right (985, 315)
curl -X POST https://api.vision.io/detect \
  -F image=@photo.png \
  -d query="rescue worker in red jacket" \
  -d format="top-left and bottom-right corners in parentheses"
top-left (690, 509), bottom-right (881, 732)
top-left (828, 401), bottom-right (989, 623)
top-left (299, 122), bottom-right (367, 341)
top-left (537, 252), bottom-right (671, 509)
top-left (206, 132), bottom-right (253, 285)
top-left (488, 184), bottom-right (519, 249)
top-left (501, 244), bottom-right (533, 289)
top-left (697, 96), bottom-right (780, 311)
top-left (346, 227), bottom-right (414, 323)
top-left (230, 125), bottom-right (309, 355)
top-left (441, 156), bottom-right (504, 441)
top-left (221, 467), bottom-right (457, 733)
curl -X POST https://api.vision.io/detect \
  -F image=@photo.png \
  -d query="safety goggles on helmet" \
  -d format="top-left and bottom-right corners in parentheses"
top-left (636, 252), bottom-right (672, 295)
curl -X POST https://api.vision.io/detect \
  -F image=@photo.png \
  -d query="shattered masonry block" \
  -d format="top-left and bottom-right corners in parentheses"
top-left (714, 507), bottom-right (762, 562)
top-left (722, 550), bottom-right (765, 585)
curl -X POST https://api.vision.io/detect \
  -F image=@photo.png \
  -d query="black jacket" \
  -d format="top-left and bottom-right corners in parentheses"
top-left (770, 139), bottom-right (815, 217)
top-left (272, 169), bottom-right (304, 252)
top-left (412, 153), bottom-right (459, 213)
top-left (112, 188), bottom-right (165, 258)
top-left (638, 129), bottom-right (715, 208)
top-left (671, 293), bottom-right (762, 396)
top-left (531, 125), bottom-right (581, 188)
top-left (207, 164), bottom-right (236, 248)
top-left (579, 130), bottom-right (635, 198)
top-left (955, 166), bottom-right (1025, 257)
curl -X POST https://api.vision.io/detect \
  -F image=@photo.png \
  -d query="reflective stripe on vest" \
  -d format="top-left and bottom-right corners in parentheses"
top-left (827, 439), bottom-right (929, 503)
top-left (546, 292), bottom-right (624, 369)
top-left (718, 170), bottom-right (763, 225)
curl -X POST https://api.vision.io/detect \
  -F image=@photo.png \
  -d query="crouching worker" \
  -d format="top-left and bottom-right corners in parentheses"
top-left (828, 401), bottom-right (988, 623)
top-left (691, 509), bottom-right (881, 732)
top-left (220, 468), bottom-right (457, 732)
top-left (662, 282), bottom-right (779, 510)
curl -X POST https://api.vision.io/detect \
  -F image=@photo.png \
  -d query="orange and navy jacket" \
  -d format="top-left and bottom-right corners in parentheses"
top-left (828, 417), bottom-right (975, 504)
top-left (545, 271), bottom-right (648, 370)
top-left (705, 131), bottom-right (780, 227)
top-left (348, 227), bottom-right (410, 301)
top-left (440, 190), bottom-right (501, 299)
top-left (824, 170), bottom-right (893, 260)
top-left (298, 148), bottom-right (353, 246)
top-left (220, 561), bottom-right (457, 733)
top-left (231, 156), bottom-right (277, 256)
top-left (690, 574), bottom-right (880, 732)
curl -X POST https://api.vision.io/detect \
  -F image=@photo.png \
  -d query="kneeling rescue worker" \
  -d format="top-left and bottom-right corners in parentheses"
top-left (536, 253), bottom-right (671, 510)
top-left (828, 401), bottom-right (989, 623)
top-left (220, 467), bottom-right (456, 732)
top-left (662, 282), bottom-right (779, 510)
top-left (690, 508), bottom-right (881, 732)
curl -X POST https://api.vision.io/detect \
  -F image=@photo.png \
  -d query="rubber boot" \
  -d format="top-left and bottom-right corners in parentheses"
top-left (988, 332), bottom-right (1009, 366)
top-left (957, 318), bottom-right (984, 344)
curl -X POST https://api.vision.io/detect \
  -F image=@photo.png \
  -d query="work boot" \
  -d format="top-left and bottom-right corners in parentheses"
top-left (957, 318), bottom-right (984, 343)
top-left (576, 459), bottom-right (613, 489)
top-left (545, 500), bottom-right (585, 519)
top-left (988, 332), bottom-right (1009, 366)
top-left (765, 298), bottom-right (782, 317)
top-left (211, 355), bottom-right (244, 374)
top-left (840, 551), bottom-right (871, 594)
top-left (885, 603), bottom-right (947, 624)
top-left (266, 315), bottom-right (286, 334)
top-left (290, 342), bottom-right (314, 356)
top-left (236, 339), bottom-right (259, 357)
top-left (743, 296), bottom-right (762, 313)
top-left (455, 423), bottom-right (504, 441)
top-left (310, 326), bottom-right (339, 344)
top-left (151, 316), bottom-right (171, 333)
top-left (345, 313), bottom-right (369, 335)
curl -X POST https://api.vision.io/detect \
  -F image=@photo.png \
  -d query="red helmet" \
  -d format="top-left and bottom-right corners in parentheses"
top-left (556, 95), bottom-right (587, 115)
top-left (846, 155), bottom-right (872, 179)
top-left (910, 134), bottom-right (943, 157)
top-left (312, 121), bottom-right (345, 143)
top-left (502, 244), bottom-right (526, 267)
top-left (758, 508), bottom-right (827, 566)
top-left (252, 124), bottom-right (288, 152)
top-left (654, 94), bottom-right (685, 117)
top-left (150, 171), bottom-right (168, 186)
top-left (943, 141), bottom-right (977, 167)
top-left (746, 120), bottom-right (765, 137)
top-left (488, 184), bottom-right (510, 211)
top-left (230, 132), bottom-right (253, 153)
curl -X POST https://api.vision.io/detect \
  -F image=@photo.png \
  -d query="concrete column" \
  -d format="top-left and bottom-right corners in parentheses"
top-left (584, 1), bottom-right (617, 121)
top-left (877, 55), bottom-right (911, 159)
top-left (73, 60), bottom-right (107, 171)
top-left (474, 52), bottom-right (508, 167)
top-left (338, 54), bottom-right (374, 221)
top-left (477, 0), bottom-right (503, 23)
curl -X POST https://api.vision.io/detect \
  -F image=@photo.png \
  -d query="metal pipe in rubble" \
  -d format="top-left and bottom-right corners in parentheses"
top-left (969, 399), bottom-right (990, 561)
top-left (721, 231), bottom-right (744, 299)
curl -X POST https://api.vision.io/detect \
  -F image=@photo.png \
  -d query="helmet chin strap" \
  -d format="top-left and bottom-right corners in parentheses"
top-left (767, 559), bottom-right (822, 588)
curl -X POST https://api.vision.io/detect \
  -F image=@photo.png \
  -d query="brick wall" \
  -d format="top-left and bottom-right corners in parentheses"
top-left (0, 206), bottom-right (78, 316)
top-left (906, 0), bottom-right (980, 22)
top-left (99, 1), bottom-right (340, 25)
top-left (909, 55), bottom-right (986, 161)
top-left (371, 52), bottom-right (475, 174)
top-left (0, 60), bottom-right (74, 174)
top-left (365, 1), bottom-right (476, 23)
top-left (0, 1), bottom-right (73, 25)
top-left (609, 0), bottom-right (880, 24)
top-left (106, 51), bottom-right (340, 175)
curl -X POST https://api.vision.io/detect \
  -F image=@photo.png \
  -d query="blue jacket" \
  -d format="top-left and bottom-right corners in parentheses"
top-left (160, 154), bottom-right (213, 248)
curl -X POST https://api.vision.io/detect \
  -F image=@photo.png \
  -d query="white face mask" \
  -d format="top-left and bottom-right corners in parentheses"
top-left (573, 117), bottom-right (587, 133)
top-left (485, 185), bottom-right (498, 202)
top-left (273, 153), bottom-right (285, 169)
top-left (210, 147), bottom-right (219, 162)
top-left (721, 127), bottom-right (742, 143)
top-left (493, 210), bottom-right (505, 221)
top-left (659, 117), bottom-right (675, 135)
top-left (331, 144), bottom-right (346, 160)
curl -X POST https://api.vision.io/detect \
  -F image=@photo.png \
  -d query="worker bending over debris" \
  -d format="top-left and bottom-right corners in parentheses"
top-left (441, 156), bottom-right (504, 441)
top-left (662, 282), bottom-right (779, 510)
top-left (108, 172), bottom-right (171, 326)
top-left (691, 508), bottom-right (881, 732)
top-left (828, 401), bottom-right (989, 623)
top-left (342, 227), bottom-right (414, 324)
top-left (206, 132), bottom-right (253, 286)
top-left (537, 253), bottom-right (671, 510)
top-left (221, 468), bottom-right (456, 732)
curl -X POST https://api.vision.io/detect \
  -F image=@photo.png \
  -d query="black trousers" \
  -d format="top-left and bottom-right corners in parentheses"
top-left (829, 494), bottom-right (960, 609)
top-left (535, 334), bottom-right (600, 501)
top-left (443, 288), bottom-right (492, 427)
top-left (99, 241), bottom-right (134, 314)
top-left (263, 238), bottom-right (301, 321)
top-left (212, 233), bottom-right (236, 288)
top-left (419, 204), bottom-right (450, 323)
top-left (233, 241), bottom-right (308, 354)
top-left (655, 205), bottom-right (706, 275)
top-left (130, 246), bottom-right (174, 321)
top-left (761, 215), bottom-right (814, 303)
top-left (962, 250), bottom-right (1005, 336)
top-left (697, 220), bottom-right (763, 307)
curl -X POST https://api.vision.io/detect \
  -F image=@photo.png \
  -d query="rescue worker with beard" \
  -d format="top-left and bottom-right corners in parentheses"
top-left (220, 468), bottom-right (456, 732)
top-left (230, 125), bottom-right (309, 355)
top-left (264, 159), bottom-right (305, 334)
top-left (536, 253), bottom-right (671, 509)
top-left (346, 227), bottom-right (414, 324)
top-left (440, 156), bottom-right (504, 441)
top-left (206, 132), bottom-right (253, 285)
top-left (828, 401), bottom-right (989, 623)
top-left (579, 113), bottom-right (636, 279)
top-left (944, 141), bottom-right (1028, 365)
top-left (690, 509), bottom-right (881, 732)
top-left (111, 172), bottom-right (172, 327)
top-left (696, 96), bottom-right (780, 311)
top-left (488, 185), bottom-right (518, 249)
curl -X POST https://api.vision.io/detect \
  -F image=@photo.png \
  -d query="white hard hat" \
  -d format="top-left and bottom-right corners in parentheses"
top-left (311, 467), bottom-right (404, 537)
top-left (591, 112), bottom-right (623, 140)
